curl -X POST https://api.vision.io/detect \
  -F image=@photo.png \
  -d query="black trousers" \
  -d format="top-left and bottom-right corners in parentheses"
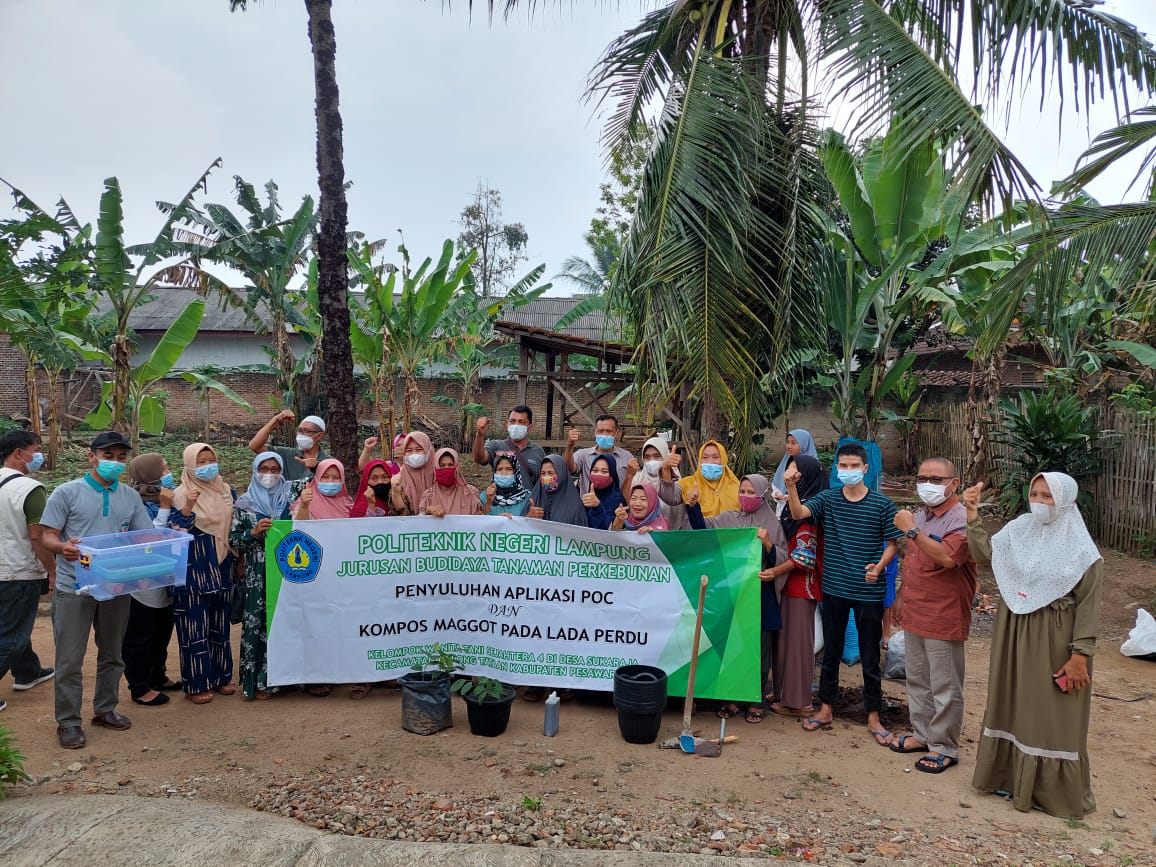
top-left (818, 594), bottom-right (884, 713)
top-left (121, 598), bottom-right (175, 699)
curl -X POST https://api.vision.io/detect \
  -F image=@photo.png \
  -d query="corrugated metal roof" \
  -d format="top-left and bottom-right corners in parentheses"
top-left (122, 287), bottom-right (614, 340)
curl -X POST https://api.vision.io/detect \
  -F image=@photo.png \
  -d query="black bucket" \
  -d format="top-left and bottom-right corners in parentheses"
top-left (463, 687), bottom-right (516, 737)
top-left (612, 665), bottom-right (668, 713)
top-left (617, 709), bottom-right (664, 744)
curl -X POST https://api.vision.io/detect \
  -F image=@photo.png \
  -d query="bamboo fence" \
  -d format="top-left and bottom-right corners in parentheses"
top-left (915, 405), bottom-right (1156, 556)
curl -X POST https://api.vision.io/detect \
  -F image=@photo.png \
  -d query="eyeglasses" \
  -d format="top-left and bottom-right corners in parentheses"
top-left (916, 475), bottom-right (954, 484)
top-left (298, 427), bottom-right (322, 436)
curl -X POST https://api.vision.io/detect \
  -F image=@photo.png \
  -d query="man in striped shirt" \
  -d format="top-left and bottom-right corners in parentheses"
top-left (785, 442), bottom-right (903, 744)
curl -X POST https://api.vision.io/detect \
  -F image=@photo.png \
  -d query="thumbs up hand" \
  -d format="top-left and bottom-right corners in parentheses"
top-left (528, 498), bottom-right (544, 519)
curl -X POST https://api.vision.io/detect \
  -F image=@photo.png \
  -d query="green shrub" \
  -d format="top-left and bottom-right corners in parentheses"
top-left (0, 724), bottom-right (30, 798)
top-left (0, 418), bottom-right (26, 435)
top-left (990, 389), bottom-right (1105, 514)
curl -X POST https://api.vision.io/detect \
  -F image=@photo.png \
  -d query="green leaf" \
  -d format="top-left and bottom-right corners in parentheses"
top-left (820, 130), bottom-right (882, 267)
top-left (1104, 340), bottom-right (1156, 369)
top-left (179, 371), bottom-right (255, 411)
top-left (84, 382), bottom-right (115, 429)
top-left (134, 299), bottom-right (204, 384)
top-left (876, 352), bottom-right (918, 402)
top-left (137, 395), bottom-right (166, 435)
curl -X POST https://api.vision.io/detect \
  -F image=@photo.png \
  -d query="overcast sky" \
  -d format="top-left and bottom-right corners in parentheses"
top-left (2, 0), bottom-right (1154, 294)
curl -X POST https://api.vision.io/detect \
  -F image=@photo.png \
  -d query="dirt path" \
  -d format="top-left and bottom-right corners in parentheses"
top-left (3, 551), bottom-right (1154, 864)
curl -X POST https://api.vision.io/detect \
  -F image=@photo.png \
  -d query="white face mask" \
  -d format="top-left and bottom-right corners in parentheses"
top-left (296, 433), bottom-right (315, 451)
top-left (507, 423), bottom-right (529, 441)
top-left (257, 473), bottom-right (282, 490)
top-left (404, 452), bottom-right (428, 469)
top-left (1029, 502), bottom-right (1059, 525)
top-left (916, 482), bottom-right (949, 507)
top-left (643, 459), bottom-right (664, 476)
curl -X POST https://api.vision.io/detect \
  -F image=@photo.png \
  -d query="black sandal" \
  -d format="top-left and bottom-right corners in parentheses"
top-left (716, 702), bottom-right (740, 719)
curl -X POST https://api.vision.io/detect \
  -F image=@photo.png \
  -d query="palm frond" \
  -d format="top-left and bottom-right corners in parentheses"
top-left (1060, 105), bottom-right (1156, 197)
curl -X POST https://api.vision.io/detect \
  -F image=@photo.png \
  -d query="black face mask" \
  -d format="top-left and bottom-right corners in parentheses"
top-left (371, 483), bottom-right (392, 501)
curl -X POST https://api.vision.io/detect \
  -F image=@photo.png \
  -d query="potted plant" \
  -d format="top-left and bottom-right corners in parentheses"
top-left (452, 676), bottom-right (516, 737)
top-left (399, 643), bottom-right (460, 735)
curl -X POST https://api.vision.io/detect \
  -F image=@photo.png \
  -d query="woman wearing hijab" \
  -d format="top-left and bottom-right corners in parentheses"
top-left (419, 448), bottom-right (482, 517)
top-left (624, 436), bottom-right (686, 528)
top-left (292, 458), bottom-right (355, 520)
top-left (169, 443), bottom-right (237, 705)
top-left (122, 453), bottom-right (180, 706)
top-left (761, 454), bottom-right (824, 717)
top-left (230, 452), bottom-right (304, 700)
top-left (394, 431), bottom-right (436, 509)
top-left (349, 459), bottom-right (410, 518)
top-left (580, 454), bottom-right (626, 530)
top-left (483, 453), bottom-right (532, 516)
top-left (659, 440), bottom-right (741, 518)
top-left (611, 483), bottom-right (669, 533)
top-left (686, 473), bottom-right (788, 723)
top-left (771, 430), bottom-right (819, 503)
top-left (964, 473), bottom-right (1103, 818)
top-left (528, 455), bottom-right (587, 527)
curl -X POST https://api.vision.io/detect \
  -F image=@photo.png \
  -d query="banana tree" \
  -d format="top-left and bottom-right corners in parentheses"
top-left (182, 364), bottom-right (258, 441)
top-left (348, 239), bottom-right (477, 443)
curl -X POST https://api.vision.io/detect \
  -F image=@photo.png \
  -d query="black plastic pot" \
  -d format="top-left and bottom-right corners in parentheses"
top-left (613, 664), bottom-right (667, 745)
top-left (462, 686), bottom-right (516, 737)
top-left (399, 671), bottom-right (453, 735)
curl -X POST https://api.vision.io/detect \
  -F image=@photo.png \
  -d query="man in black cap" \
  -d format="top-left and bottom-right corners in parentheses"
top-left (39, 431), bottom-right (153, 749)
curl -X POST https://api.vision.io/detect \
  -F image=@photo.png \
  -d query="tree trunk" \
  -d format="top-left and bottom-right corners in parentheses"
top-left (965, 355), bottom-right (983, 481)
top-left (25, 357), bottom-right (41, 434)
top-left (306, 0), bottom-right (357, 481)
top-left (111, 333), bottom-right (132, 433)
top-left (46, 367), bottom-right (61, 470)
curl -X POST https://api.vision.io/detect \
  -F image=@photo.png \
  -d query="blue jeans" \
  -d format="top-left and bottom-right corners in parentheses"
top-left (0, 581), bottom-right (44, 683)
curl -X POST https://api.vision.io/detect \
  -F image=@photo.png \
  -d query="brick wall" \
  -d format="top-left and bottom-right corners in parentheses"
top-left (0, 335), bottom-right (29, 417)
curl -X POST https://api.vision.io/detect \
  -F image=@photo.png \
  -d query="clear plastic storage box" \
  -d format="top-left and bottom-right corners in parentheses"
top-left (75, 528), bottom-right (191, 601)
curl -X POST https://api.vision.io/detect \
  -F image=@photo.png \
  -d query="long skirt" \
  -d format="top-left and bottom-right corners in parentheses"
top-left (973, 598), bottom-right (1094, 818)
top-left (774, 595), bottom-right (817, 710)
top-left (172, 588), bottom-right (233, 695)
top-left (239, 564), bottom-right (272, 699)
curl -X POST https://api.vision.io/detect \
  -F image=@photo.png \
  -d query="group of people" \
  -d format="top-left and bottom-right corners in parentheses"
top-left (0, 406), bottom-right (1104, 819)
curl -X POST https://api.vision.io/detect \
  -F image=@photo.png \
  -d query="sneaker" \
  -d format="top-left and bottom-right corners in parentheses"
top-left (13, 668), bottom-right (54, 691)
top-left (0, 700), bottom-right (7, 712)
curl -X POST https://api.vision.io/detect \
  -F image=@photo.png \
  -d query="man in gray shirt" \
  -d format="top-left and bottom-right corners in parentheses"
top-left (471, 404), bottom-right (546, 489)
top-left (564, 414), bottom-right (635, 495)
top-left (39, 431), bottom-right (153, 749)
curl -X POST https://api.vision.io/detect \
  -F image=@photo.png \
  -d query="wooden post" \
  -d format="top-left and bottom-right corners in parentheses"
top-left (545, 352), bottom-right (556, 439)
top-left (517, 342), bottom-right (530, 406)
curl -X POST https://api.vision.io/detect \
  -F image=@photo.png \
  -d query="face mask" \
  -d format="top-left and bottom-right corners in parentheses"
top-left (837, 468), bottom-right (865, 487)
top-left (507, 424), bottom-right (528, 441)
top-left (257, 473), bottom-right (282, 490)
top-left (317, 481), bottom-right (343, 496)
top-left (494, 474), bottom-right (517, 489)
top-left (159, 473), bottom-right (175, 489)
top-left (738, 494), bottom-right (763, 513)
top-left (96, 460), bottom-right (125, 482)
top-left (404, 452), bottom-right (428, 469)
top-left (194, 463), bottom-right (220, 482)
top-left (590, 473), bottom-right (613, 490)
top-left (23, 451), bottom-right (45, 473)
top-left (435, 467), bottom-right (458, 486)
top-left (595, 435), bottom-right (615, 450)
top-left (643, 459), bottom-right (663, 476)
top-left (1029, 502), bottom-right (1058, 525)
top-left (371, 482), bottom-right (392, 500)
top-left (700, 462), bottom-right (724, 481)
top-left (916, 482), bottom-right (949, 507)
top-left (296, 433), bottom-right (315, 451)
top-left (542, 477), bottom-right (560, 493)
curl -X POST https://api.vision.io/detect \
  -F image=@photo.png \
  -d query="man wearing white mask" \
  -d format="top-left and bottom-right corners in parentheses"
top-left (248, 410), bottom-right (329, 482)
top-left (888, 458), bottom-right (977, 774)
top-left (471, 405), bottom-right (545, 489)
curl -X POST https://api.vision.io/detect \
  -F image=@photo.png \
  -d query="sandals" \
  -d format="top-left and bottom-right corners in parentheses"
top-left (716, 702), bottom-right (741, 720)
top-left (307, 685), bottom-right (332, 697)
top-left (349, 683), bottom-right (370, 700)
top-left (252, 691), bottom-right (274, 701)
top-left (869, 728), bottom-right (893, 747)
top-left (186, 691), bottom-right (213, 705)
top-left (915, 754), bottom-right (958, 774)
top-left (214, 684), bottom-right (237, 696)
top-left (802, 717), bottom-right (832, 732)
top-left (889, 734), bottom-right (926, 754)
top-left (745, 706), bottom-right (765, 724)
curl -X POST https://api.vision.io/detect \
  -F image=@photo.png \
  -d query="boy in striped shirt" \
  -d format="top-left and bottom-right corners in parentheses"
top-left (785, 442), bottom-right (903, 744)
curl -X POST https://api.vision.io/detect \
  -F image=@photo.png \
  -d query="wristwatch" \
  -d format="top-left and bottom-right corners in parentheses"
top-left (905, 527), bottom-right (921, 540)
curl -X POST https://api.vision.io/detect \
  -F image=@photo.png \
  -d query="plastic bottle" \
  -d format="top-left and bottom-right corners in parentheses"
top-left (543, 690), bottom-right (560, 737)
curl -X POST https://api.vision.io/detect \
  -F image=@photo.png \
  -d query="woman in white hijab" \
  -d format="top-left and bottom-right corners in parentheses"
top-left (963, 472), bottom-right (1103, 818)
top-left (623, 436), bottom-right (686, 528)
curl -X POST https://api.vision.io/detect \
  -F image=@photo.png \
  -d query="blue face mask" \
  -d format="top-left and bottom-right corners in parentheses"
top-left (24, 451), bottom-right (45, 473)
top-left (318, 481), bottom-right (344, 496)
top-left (700, 462), bottom-right (724, 481)
top-left (837, 468), bottom-right (865, 487)
top-left (494, 474), bottom-right (517, 489)
top-left (159, 473), bottom-right (175, 489)
top-left (194, 463), bottom-right (220, 482)
top-left (595, 434), bottom-right (616, 451)
top-left (96, 460), bottom-right (125, 482)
